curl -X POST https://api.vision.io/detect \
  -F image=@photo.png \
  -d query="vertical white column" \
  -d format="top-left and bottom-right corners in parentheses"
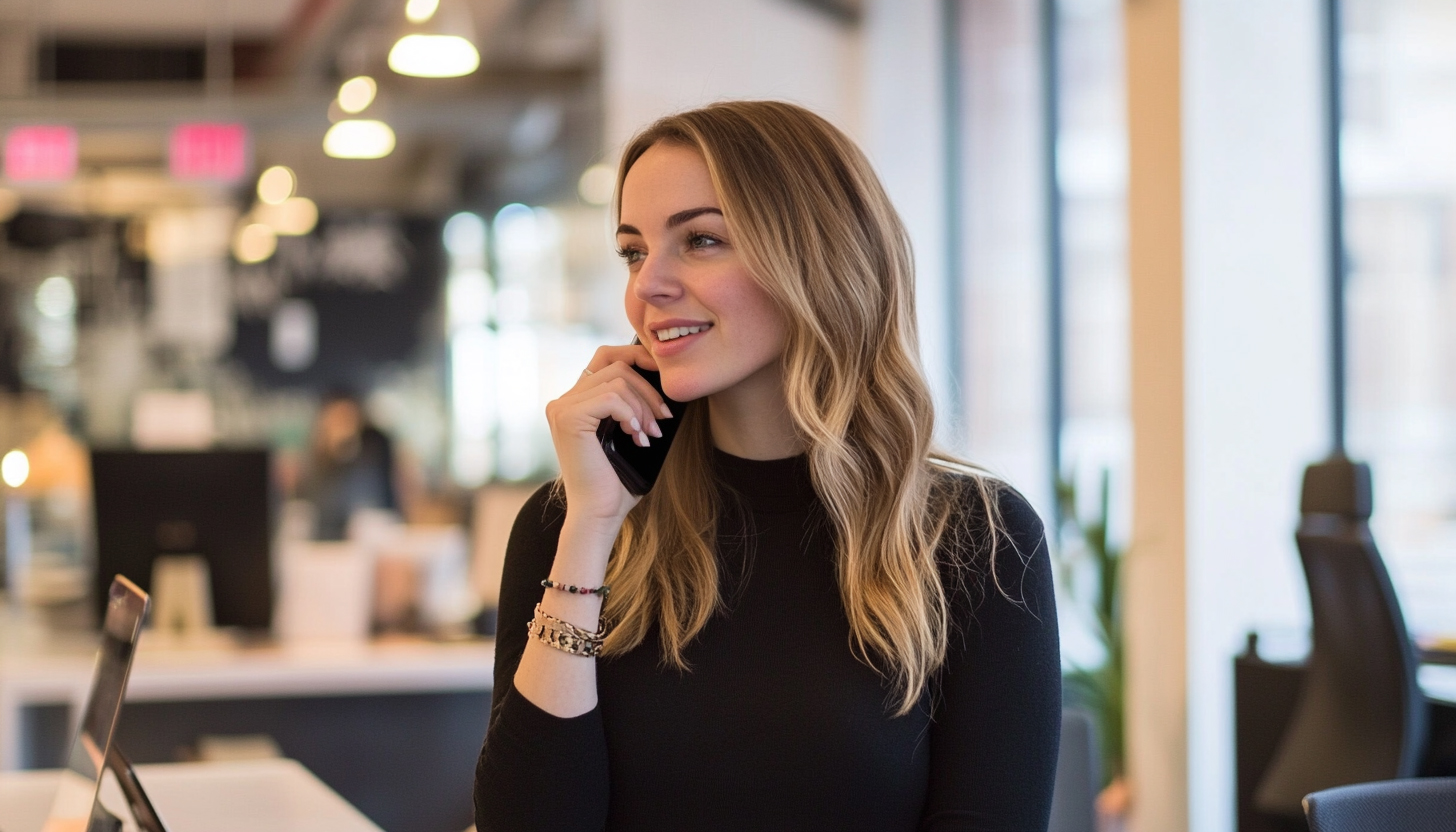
top-left (1182, 1), bottom-right (1328, 831)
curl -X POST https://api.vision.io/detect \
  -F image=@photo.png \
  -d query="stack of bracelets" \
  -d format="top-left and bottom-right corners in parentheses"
top-left (527, 603), bottom-right (607, 657)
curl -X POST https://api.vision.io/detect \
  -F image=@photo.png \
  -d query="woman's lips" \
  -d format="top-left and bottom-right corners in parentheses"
top-left (651, 326), bottom-right (709, 357)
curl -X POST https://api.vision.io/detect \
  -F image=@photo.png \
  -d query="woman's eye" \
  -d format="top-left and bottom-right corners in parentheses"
top-left (687, 233), bottom-right (721, 250)
top-left (616, 246), bottom-right (644, 265)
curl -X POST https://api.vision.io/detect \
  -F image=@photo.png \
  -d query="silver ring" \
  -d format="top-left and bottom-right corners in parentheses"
top-left (581, 368), bottom-right (594, 376)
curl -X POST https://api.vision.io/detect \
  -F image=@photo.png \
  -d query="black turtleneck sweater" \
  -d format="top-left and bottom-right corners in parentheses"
top-left (475, 451), bottom-right (1061, 832)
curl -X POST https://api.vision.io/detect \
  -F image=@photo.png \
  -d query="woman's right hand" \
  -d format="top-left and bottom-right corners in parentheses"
top-left (545, 342), bottom-right (673, 528)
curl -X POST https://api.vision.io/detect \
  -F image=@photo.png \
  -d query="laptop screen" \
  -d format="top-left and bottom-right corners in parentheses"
top-left (43, 576), bottom-right (148, 832)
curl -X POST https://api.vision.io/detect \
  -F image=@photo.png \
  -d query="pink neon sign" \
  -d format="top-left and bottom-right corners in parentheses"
top-left (4, 125), bottom-right (79, 182)
top-left (169, 122), bottom-right (249, 182)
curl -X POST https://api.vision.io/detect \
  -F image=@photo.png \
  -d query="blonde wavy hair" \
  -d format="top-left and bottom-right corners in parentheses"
top-left (599, 100), bottom-right (1003, 715)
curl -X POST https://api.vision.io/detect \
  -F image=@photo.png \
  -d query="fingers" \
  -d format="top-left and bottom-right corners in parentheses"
top-left (596, 386), bottom-right (653, 447)
top-left (575, 360), bottom-right (672, 423)
top-left (610, 363), bottom-right (673, 421)
top-left (553, 376), bottom-right (658, 446)
top-left (584, 343), bottom-right (659, 376)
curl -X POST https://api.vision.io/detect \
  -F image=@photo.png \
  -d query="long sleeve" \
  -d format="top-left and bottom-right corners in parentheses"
top-left (920, 486), bottom-right (1063, 832)
top-left (474, 482), bottom-right (611, 832)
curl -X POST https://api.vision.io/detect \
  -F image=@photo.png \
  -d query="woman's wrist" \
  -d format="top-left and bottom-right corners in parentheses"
top-left (550, 513), bottom-right (621, 585)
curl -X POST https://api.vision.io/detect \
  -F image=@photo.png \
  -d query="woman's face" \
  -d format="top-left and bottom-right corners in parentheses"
top-left (618, 142), bottom-right (788, 403)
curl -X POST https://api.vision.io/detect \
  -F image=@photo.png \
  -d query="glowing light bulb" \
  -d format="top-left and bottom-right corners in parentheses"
top-left (256, 165), bottom-right (296, 205)
top-left (35, 275), bottom-right (76, 319)
top-left (2, 449), bottom-right (28, 488)
top-left (388, 34), bottom-right (479, 78)
top-left (323, 120), bottom-right (397, 159)
top-left (577, 164), bottom-right (616, 206)
top-left (337, 76), bottom-right (377, 115)
top-left (405, 0), bottom-right (439, 23)
top-left (233, 223), bottom-right (277, 264)
top-left (254, 197), bottom-right (319, 236)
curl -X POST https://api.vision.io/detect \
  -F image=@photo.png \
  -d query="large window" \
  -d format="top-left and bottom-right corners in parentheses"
top-left (1344, 0), bottom-right (1456, 638)
top-left (952, 0), bottom-right (1128, 666)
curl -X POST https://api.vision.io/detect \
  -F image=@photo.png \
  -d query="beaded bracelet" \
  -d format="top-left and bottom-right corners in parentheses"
top-left (541, 578), bottom-right (611, 598)
top-left (527, 604), bottom-right (606, 658)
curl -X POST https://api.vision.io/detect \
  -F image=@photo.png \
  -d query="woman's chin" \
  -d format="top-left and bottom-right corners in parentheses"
top-left (659, 374), bottom-right (716, 404)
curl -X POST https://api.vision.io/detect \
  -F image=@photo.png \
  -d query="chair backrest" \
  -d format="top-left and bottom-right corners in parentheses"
top-left (1049, 709), bottom-right (1100, 832)
top-left (1254, 457), bottom-right (1429, 817)
top-left (1303, 777), bottom-right (1456, 832)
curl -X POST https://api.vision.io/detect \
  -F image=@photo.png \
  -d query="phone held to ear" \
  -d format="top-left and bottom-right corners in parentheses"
top-left (596, 364), bottom-right (683, 496)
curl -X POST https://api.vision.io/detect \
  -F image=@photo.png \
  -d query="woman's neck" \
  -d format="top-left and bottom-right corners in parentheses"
top-left (706, 361), bottom-right (805, 460)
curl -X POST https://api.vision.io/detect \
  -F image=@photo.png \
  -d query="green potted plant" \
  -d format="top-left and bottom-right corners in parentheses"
top-left (1055, 468), bottom-right (1127, 826)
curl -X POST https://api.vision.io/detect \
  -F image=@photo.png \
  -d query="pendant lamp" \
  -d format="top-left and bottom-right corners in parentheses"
top-left (388, 0), bottom-right (480, 79)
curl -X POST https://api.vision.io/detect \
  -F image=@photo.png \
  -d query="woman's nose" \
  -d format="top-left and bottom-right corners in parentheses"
top-left (632, 251), bottom-right (682, 302)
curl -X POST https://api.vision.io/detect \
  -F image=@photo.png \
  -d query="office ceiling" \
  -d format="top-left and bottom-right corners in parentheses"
top-left (0, 0), bottom-right (300, 38)
top-left (0, 0), bottom-right (602, 214)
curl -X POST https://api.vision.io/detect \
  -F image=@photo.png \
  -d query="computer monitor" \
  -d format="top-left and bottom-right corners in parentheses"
top-left (45, 575), bottom-right (167, 832)
top-left (91, 450), bottom-right (272, 631)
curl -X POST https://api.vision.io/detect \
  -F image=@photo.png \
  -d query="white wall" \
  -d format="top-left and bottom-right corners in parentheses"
top-left (601, 0), bottom-right (862, 154)
top-left (860, 0), bottom-right (955, 447)
top-left (1182, 1), bottom-right (1329, 829)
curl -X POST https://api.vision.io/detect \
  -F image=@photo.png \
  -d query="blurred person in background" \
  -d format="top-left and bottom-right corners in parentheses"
top-left (475, 101), bottom-right (1061, 831)
top-left (296, 390), bottom-right (399, 540)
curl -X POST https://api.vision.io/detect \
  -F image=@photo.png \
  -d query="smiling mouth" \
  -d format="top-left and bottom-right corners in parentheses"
top-left (654, 324), bottom-right (712, 342)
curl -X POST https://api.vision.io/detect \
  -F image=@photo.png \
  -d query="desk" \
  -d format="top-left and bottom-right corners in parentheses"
top-left (0, 758), bottom-right (382, 832)
top-left (1422, 646), bottom-right (1456, 667)
top-left (1420, 665), bottom-right (1456, 704)
top-left (0, 611), bottom-right (494, 832)
top-left (0, 629), bottom-right (495, 770)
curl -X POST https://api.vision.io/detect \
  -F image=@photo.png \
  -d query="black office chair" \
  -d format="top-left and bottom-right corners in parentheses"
top-left (1302, 777), bottom-right (1456, 832)
top-left (1254, 456), bottom-right (1429, 818)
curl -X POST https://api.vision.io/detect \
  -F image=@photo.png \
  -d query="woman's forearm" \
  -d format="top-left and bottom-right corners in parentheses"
top-left (511, 514), bottom-right (619, 717)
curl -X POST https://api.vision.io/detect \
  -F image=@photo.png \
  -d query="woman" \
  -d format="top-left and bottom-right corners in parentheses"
top-left (475, 101), bottom-right (1060, 831)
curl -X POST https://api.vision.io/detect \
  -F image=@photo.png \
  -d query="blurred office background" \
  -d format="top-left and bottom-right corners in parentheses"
top-left (0, 0), bottom-right (1453, 830)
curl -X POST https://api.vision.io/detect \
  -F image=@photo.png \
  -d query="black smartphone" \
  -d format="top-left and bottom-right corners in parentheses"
top-left (595, 358), bottom-right (683, 496)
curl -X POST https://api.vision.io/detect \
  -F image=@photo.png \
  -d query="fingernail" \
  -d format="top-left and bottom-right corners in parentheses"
top-left (637, 431), bottom-right (650, 447)
top-left (630, 417), bottom-right (642, 433)
top-left (647, 421), bottom-right (662, 438)
top-left (659, 404), bottom-right (673, 419)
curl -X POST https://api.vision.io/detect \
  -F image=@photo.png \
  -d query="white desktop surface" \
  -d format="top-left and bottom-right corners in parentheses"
top-left (0, 607), bottom-right (494, 770)
top-left (1422, 665), bottom-right (1456, 705)
top-left (0, 758), bottom-right (383, 832)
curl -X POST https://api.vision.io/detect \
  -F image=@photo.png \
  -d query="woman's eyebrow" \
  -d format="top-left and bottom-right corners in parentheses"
top-left (616, 207), bottom-right (723, 237)
top-left (665, 207), bottom-right (722, 228)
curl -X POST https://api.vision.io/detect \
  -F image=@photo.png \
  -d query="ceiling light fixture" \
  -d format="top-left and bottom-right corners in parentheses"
top-left (388, 0), bottom-right (479, 78)
top-left (405, 0), bottom-right (439, 23)
top-left (257, 165), bottom-right (296, 205)
top-left (233, 223), bottom-right (277, 264)
top-left (2, 449), bottom-right (28, 488)
top-left (337, 76), bottom-right (378, 115)
top-left (253, 197), bottom-right (319, 236)
top-left (577, 164), bottom-right (616, 206)
top-left (35, 275), bottom-right (76, 319)
top-left (323, 119), bottom-right (397, 159)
